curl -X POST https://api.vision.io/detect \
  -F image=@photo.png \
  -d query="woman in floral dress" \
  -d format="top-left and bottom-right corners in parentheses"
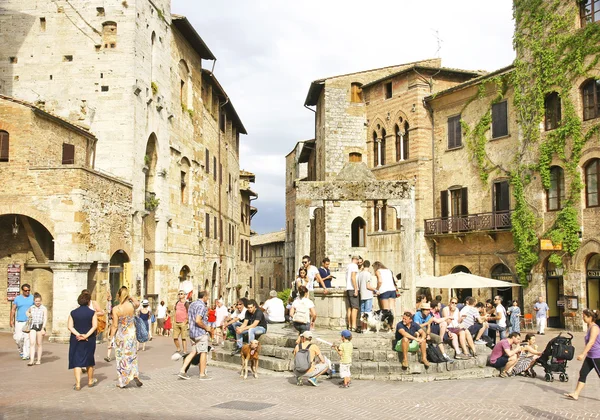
top-left (109, 286), bottom-right (142, 388)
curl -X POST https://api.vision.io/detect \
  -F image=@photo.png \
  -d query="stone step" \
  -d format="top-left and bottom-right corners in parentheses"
top-left (211, 348), bottom-right (291, 372)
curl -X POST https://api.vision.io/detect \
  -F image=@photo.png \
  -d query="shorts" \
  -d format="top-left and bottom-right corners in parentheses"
top-left (360, 299), bottom-right (373, 313)
top-left (346, 291), bottom-right (360, 309)
top-left (191, 334), bottom-right (209, 353)
top-left (468, 323), bottom-right (482, 337)
top-left (173, 321), bottom-right (188, 339)
top-left (31, 324), bottom-right (43, 332)
top-left (427, 333), bottom-right (442, 345)
top-left (293, 322), bottom-right (310, 334)
top-left (339, 363), bottom-right (351, 379)
top-left (157, 318), bottom-right (165, 329)
top-left (379, 290), bottom-right (397, 300)
top-left (490, 355), bottom-right (509, 368)
top-left (206, 322), bottom-right (216, 328)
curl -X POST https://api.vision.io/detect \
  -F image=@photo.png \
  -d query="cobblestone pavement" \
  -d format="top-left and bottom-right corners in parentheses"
top-left (0, 330), bottom-right (598, 420)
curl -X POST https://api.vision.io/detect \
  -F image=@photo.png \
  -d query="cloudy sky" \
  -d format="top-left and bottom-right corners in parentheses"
top-left (172, 0), bottom-right (516, 234)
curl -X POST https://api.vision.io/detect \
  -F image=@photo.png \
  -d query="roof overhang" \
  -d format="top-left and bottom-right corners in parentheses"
top-left (171, 15), bottom-right (216, 60)
top-left (202, 69), bottom-right (247, 134)
top-left (298, 140), bottom-right (315, 163)
top-left (304, 80), bottom-right (325, 106)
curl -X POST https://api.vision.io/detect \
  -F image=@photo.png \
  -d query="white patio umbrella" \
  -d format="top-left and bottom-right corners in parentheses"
top-left (416, 272), bottom-right (521, 289)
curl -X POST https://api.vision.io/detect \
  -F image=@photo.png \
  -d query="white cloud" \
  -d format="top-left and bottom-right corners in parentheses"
top-left (172, 0), bottom-right (516, 233)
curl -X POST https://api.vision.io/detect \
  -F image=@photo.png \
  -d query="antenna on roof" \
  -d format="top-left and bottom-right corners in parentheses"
top-left (432, 29), bottom-right (443, 58)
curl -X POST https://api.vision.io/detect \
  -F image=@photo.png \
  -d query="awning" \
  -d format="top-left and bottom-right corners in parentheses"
top-left (416, 272), bottom-right (520, 289)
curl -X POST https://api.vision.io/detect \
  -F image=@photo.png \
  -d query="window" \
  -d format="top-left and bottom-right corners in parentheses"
top-left (62, 143), bottom-right (75, 164)
top-left (582, 79), bottom-right (600, 121)
top-left (350, 82), bottom-right (363, 103)
top-left (349, 152), bottom-right (362, 162)
top-left (374, 200), bottom-right (387, 232)
top-left (101, 21), bottom-right (117, 48)
top-left (220, 218), bottom-right (223, 242)
top-left (441, 187), bottom-right (468, 218)
top-left (240, 240), bottom-right (244, 261)
top-left (213, 216), bottom-right (217, 239)
top-left (384, 82), bottom-right (392, 99)
top-left (205, 213), bottom-right (210, 237)
top-left (493, 180), bottom-right (510, 212)
top-left (180, 171), bottom-right (186, 204)
top-left (395, 122), bottom-right (409, 161)
top-left (373, 132), bottom-right (379, 167)
top-left (40, 17), bottom-right (46, 31)
top-left (219, 163), bottom-right (222, 185)
top-left (246, 240), bottom-right (250, 262)
top-left (63, 55), bottom-right (73, 62)
top-left (547, 166), bottom-right (565, 211)
top-left (220, 111), bottom-right (226, 132)
top-left (491, 101), bottom-right (508, 138)
top-left (544, 92), bottom-right (561, 130)
top-left (260, 276), bottom-right (264, 289)
top-left (249, 277), bottom-right (252, 288)
top-left (9, 57), bottom-right (17, 64)
top-left (447, 115), bottom-right (462, 149)
top-left (0, 131), bottom-right (9, 162)
top-left (249, 245), bottom-right (252, 262)
top-left (580, 0), bottom-right (600, 26)
top-left (213, 157), bottom-right (217, 181)
top-left (585, 158), bottom-right (600, 207)
top-left (380, 129), bottom-right (386, 165)
top-left (205, 149), bottom-right (210, 173)
top-left (261, 246), bottom-right (264, 257)
top-left (351, 217), bottom-right (366, 247)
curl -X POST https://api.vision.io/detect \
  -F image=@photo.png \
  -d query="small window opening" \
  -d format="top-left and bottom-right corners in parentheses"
top-left (62, 143), bottom-right (75, 164)
top-left (49, 75), bottom-right (53, 80)
top-left (96, 7), bottom-right (105, 16)
top-left (63, 55), bottom-right (73, 62)
top-left (40, 17), bottom-right (46, 31)
top-left (9, 57), bottom-right (17, 64)
top-left (385, 82), bottom-right (393, 99)
top-left (101, 86), bottom-right (109, 92)
top-left (349, 152), bottom-right (362, 162)
top-left (350, 82), bottom-right (363, 103)
top-left (100, 73), bottom-right (103, 79)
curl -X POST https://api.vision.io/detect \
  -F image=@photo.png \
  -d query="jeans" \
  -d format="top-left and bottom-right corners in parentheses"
top-left (488, 323), bottom-right (506, 339)
top-left (236, 326), bottom-right (266, 349)
top-left (228, 321), bottom-right (242, 337)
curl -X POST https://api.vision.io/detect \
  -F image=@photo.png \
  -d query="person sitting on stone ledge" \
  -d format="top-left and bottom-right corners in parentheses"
top-left (443, 298), bottom-right (478, 358)
top-left (262, 290), bottom-right (285, 324)
top-left (231, 300), bottom-right (267, 355)
top-left (460, 297), bottom-right (489, 345)
top-left (223, 298), bottom-right (247, 339)
top-left (489, 332), bottom-right (522, 377)
top-left (396, 311), bottom-right (430, 369)
top-left (413, 303), bottom-right (452, 362)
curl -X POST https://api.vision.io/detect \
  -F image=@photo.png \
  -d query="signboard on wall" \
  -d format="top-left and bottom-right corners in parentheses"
top-left (540, 239), bottom-right (562, 251)
top-left (7, 264), bottom-right (21, 301)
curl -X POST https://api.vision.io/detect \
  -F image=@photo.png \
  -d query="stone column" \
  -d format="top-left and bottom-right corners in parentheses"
top-left (49, 262), bottom-right (92, 343)
top-left (294, 201), bottom-right (312, 273)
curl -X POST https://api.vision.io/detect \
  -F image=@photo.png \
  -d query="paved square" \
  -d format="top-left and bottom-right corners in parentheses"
top-left (0, 331), bottom-right (598, 419)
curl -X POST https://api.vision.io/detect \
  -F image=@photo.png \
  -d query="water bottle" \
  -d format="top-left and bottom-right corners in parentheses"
top-left (331, 364), bottom-right (336, 377)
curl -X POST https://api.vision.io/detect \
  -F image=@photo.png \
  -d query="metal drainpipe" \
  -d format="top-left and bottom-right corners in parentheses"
top-left (423, 97), bottom-right (436, 277)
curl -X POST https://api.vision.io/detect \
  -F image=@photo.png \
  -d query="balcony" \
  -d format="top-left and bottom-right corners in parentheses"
top-left (424, 211), bottom-right (513, 236)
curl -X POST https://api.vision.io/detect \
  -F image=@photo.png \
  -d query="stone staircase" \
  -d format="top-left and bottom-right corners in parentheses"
top-left (210, 325), bottom-right (500, 382)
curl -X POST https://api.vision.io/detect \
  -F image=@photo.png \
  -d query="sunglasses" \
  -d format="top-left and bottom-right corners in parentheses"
top-left (450, 301), bottom-right (458, 304)
top-left (178, 293), bottom-right (184, 296)
top-left (302, 261), bottom-right (309, 264)
top-left (23, 289), bottom-right (30, 292)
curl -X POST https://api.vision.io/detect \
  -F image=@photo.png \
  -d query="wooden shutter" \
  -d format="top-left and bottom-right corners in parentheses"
top-left (219, 218), bottom-right (223, 242)
top-left (441, 191), bottom-right (448, 218)
top-left (495, 181), bottom-right (510, 211)
top-left (62, 143), bottom-right (75, 164)
top-left (460, 187), bottom-right (469, 216)
top-left (0, 131), bottom-right (8, 162)
top-left (205, 149), bottom-right (210, 173)
top-left (492, 101), bottom-right (508, 138)
top-left (448, 117), bottom-right (461, 149)
top-left (213, 157), bottom-right (217, 181)
top-left (205, 213), bottom-right (210, 237)
top-left (219, 163), bottom-right (222, 185)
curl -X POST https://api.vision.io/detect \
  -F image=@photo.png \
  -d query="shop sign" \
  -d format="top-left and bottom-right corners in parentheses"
top-left (7, 264), bottom-right (21, 301)
top-left (540, 239), bottom-right (562, 251)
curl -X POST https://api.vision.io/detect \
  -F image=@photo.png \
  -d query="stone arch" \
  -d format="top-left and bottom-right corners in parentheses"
top-left (451, 265), bottom-right (471, 274)
top-left (179, 265), bottom-right (191, 280)
top-left (573, 238), bottom-right (600, 269)
top-left (391, 109), bottom-right (410, 127)
top-left (144, 133), bottom-right (158, 193)
top-left (178, 59), bottom-right (192, 110)
top-left (0, 206), bottom-right (55, 238)
top-left (109, 250), bottom-right (130, 301)
top-left (368, 117), bottom-right (388, 138)
top-left (351, 217), bottom-right (366, 247)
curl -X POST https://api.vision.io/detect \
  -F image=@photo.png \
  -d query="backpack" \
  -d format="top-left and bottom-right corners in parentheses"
top-left (480, 334), bottom-right (495, 350)
top-left (426, 344), bottom-right (446, 363)
top-left (294, 343), bottom-right (312, 374)
top-left (134, 315), bottom-right (149, 343)
top-left (292, 299), bottom-right (310, 324)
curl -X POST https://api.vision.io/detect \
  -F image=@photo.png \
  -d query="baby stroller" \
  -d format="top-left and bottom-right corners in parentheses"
top-left (536, 332), bottom-right (574, 382)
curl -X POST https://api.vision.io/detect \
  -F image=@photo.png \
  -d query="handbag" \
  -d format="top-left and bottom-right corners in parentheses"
top-left (22, 317), bottom-right (32, 334)
top-left (151, 313), bottom-right (156, 323)
top-left (96, 314), bottom-right (107, 333)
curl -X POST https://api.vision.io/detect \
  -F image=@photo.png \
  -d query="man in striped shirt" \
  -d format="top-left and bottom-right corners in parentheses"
top-left (459, 297), bottom-right (488, 344)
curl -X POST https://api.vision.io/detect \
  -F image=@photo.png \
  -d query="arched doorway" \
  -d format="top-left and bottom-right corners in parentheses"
top-left (179, 265), bottom-right (190, 281)
top-left (491, 264), bottom-right (515, 305)
top-left (451, 265), bottom-right (472, 303)
top-left (586, 254), bottom-right (600, 311)
top-left (351, 217), bottom-right (366, 247)
top-left (110, 250), bottom-right (130, 306)
top-left (545, 258), bottom-right (564, 328)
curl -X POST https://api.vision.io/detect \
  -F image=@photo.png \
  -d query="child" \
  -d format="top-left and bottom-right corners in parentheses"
top-left (207, 304), bottom-right (217, 341)
top-left (332, 329), bottom-right (353, 388)
top-left (164, 310), bottom-right (172, 337)
top-left (507, 300), bottom-right (521, 334)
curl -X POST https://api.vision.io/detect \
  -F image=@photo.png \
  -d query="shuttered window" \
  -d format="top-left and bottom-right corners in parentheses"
top-left (582, 79), bottom-right (600, 121)
top-left (544, 92), bottom-right (561, 131)
top-left (62, 143), bottom-right (75, 164)
top-left (0, 131), bottom-right (8, 162)
top-left (205, 213), bottom-right (210, 237)
top-left (494, 181), bottom-right (510, 212)
top-left (440, 190), bottom-right (449, 218)
top-left (492, 101), bottom-right (508, 138)
top-left (205, 149), bottom-right (210, 174)
top-left (447, 115), bottom-right (462, 149)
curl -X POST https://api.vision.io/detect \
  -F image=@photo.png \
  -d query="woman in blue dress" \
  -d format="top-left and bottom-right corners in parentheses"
top-left (507, 300), bottom-right (521, 334)
top-left (68, 291), bottom-right (98, 390)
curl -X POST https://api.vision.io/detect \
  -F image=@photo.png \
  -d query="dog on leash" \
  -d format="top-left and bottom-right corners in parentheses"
top-left (240, 339), bottom-right (261, 379)
top-left (362, 310), bottom-right (394, 333)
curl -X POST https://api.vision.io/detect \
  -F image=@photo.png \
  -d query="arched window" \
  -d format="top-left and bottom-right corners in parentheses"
top-left (582, 79), bottom-right (600, 121)
top-left (372, 131), bottom-right (379, 167)
top-left (585, 158), bottom-right (600, 207)
top-left (395, 122), bottom-right (409, 161)
top-left (544, 92), bottom-right (561, 130)
top-left (179, 59), bottom-right (191, 110)
top-left (373, 200), bottom-right (387, 232)
top-left (547, 166), bottom-right (565, 211)
top-left (380, 128), bottom-right (386, 165)
top-left (351, 217), bottom-right (366, 247)
top-left (180, 157), bottom-right (190, 204)
top-left (349, 152), bottom-right (362, 162)
top-left (451, 265), bottom-right (470, 274)
top-left (0, 130), bottom-right (9, 162)
top-left (101, 21), bottom-right (117, 48)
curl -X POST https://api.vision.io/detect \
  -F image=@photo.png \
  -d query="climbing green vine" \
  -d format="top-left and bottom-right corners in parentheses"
top-left (460, 0), bottom-right (600, 285)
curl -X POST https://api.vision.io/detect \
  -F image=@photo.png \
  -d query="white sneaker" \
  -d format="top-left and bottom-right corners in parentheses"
top-left (474, 340), bottom-right (486, 345)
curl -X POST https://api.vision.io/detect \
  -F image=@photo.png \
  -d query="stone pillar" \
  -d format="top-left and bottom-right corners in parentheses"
top-left (294, 201), bottom-right (312, 273)
top-left (49, 262), bottom-right (92, 343)
top-left (313, 288), bottom-right (346, 329)
top-left (389, 192), bottom-right (416, 312)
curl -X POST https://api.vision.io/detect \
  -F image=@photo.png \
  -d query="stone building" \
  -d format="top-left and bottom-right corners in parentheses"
top-left (237, 170), bottom-right (257, 304)
top-left (250, 230), bottom-right (285, 303)
top-left (0, 1), bottom-right (253, 335)
top-left (0, 95), bottom-right (131, 339)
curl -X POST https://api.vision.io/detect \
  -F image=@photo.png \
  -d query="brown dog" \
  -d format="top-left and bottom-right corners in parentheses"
top-left (240, 339), bottom-right (261, 379)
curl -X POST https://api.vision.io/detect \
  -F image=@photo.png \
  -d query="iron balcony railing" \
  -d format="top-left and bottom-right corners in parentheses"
top-left (424, 210), bottom-right (513, 236)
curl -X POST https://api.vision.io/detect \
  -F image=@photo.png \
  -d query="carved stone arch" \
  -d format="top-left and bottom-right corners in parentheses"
top-left (580, 146), bottom-right (600, 165)
top-left (573, 239), bottom-right (600, 270)
top-left (391, 109), bottom-right (410, 128)
top-left (368, 117), bottom-right (388, 138)
top-left (0, 205), bottom-right (56, 238)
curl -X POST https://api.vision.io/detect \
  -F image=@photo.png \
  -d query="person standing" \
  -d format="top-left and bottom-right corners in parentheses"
top-left (565, 309), bottom-right (600, 401)
top-left (345, 256), bottom-right (360, 331)
top-left (178, 291), bottom-right (213, 380)
top-left (533, 296), bottom-right (550, 335)
top-left (109, 286), bottom-right (142, 388)
top-left (173, 290), bottom-right (190, 354)
top-left (301, 255), bottom-right (328, 292)
top-left (332, 330), bottom-right (353, 388)
top-left (68, 291), bottom-right (98, 390)
top-left (215, 299), bottom-right (229, 345)
top-left (372, 261), bottom-right (397, 316)
top-left (290, 286), bottom-right (316, 334)
top-left (357, 260), bottom-right (376, 332)
top-left (318, 258), bottom-right (334, 288)
top-left (138, 300), bottom-right (152, 351)
top-left (26, 292), bottom-right (48, 365)
top-left (507, 300), bottom-right (521, 334)
top-left (156, 300), bottom-right (167, 336)
top-left (11, 283), bottom-right (34, 360)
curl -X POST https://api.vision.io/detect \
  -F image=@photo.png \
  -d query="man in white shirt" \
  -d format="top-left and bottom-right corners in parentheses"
top-left (156, 300), bottom-right (167, 336)
top-left (301, 255), bottom-right (328, 294)
top-left (215, 299), bottom-right (229, 345)
top-left (533, 296), bottom-right (550, 335)
top-left (262, 290), bottom-right (285, 323)
top-left (224, 299), bottom-right (247, 337)
top-left (357, 260), bottom-right (377, 332)
top-left (488, 295), bottom-right (507, 340)
top-left (345, 255), bottom-right (360, 331)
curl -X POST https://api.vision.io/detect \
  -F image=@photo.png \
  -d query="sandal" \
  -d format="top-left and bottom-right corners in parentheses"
top-left (73, 385), bottom-right (81, 391)
top-left (88, 378), bottom-right (98, 388)
top-left (104, 357), bottom-right (112, 362)
top-left (27, 362), bottom-right (34, 367)
top-left (564, 393), bottom-right (578, 401)
top-left (134, 377), bottom-right (143, 387)
top-left (35, 361), bottom-right (41, 365)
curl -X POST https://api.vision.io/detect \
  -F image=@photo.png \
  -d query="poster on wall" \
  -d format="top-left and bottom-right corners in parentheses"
top-left (7, 264), bottom-right (21, 301)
